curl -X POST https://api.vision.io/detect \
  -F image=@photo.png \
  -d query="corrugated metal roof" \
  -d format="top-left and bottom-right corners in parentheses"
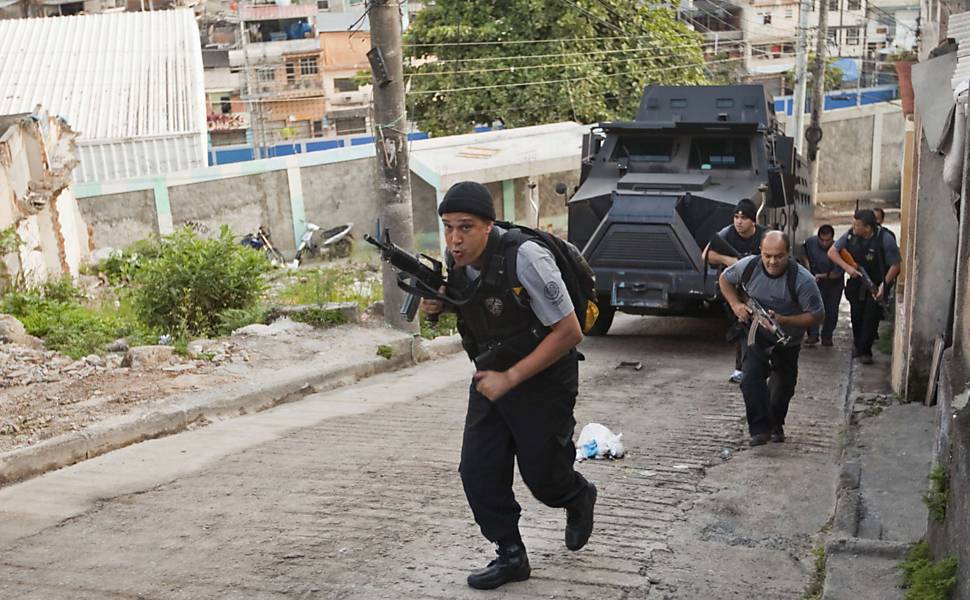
top-left (0, 10), bottom-right (206, 142)
top-left (950, 11), bottom-right (970, 96)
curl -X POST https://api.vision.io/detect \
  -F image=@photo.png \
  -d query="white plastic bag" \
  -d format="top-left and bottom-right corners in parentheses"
top-left (575, 423), bottom-right (626, 461)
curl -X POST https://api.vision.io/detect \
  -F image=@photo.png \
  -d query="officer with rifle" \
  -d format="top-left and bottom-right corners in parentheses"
top-left (719, 231), bottom-right (825, 446)
top-left (799, 224), bottom-right (843, 347)
top-left (703, 198), bottom-right (769, 383)
top-left (419, 181), bottom-right (596, 590)
top-left (827, 209), bottom-right (901, 365)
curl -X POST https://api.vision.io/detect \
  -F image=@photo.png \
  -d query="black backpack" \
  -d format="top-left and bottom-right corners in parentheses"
top-left (495, 221), bottom-right (600, 334)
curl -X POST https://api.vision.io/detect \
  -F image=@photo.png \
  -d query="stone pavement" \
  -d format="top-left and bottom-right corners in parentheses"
top-left (822, 330), bottom-right (936, 600)
top-left (0, 314), bottom-right (856, 599)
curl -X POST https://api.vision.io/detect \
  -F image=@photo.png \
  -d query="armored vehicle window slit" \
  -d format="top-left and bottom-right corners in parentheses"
top-left (688, 137), bottom-right (752, 170)
top-left (611, 137), bottom-right (675, 164)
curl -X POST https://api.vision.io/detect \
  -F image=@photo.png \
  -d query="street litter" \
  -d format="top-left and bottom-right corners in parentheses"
top-left (615, 361), bottom-right (643, 371)
top-left (575, 423), bottom-right (626, 461)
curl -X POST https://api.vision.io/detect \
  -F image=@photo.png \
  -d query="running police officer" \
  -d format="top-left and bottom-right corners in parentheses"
top-left (703, 198), bottom-right (769, 383)
top-left (800, 224), bottom-right (843, 346)
top-left (421, 181), bottom-right (596, 591)
top-left (719, 231), bottom-right (825, 446)
top-left (827, 209), bottom-right (901, 365)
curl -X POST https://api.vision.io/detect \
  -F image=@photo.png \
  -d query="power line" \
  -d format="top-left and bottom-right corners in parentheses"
top-left (407, 55), bottom-right (762, 96)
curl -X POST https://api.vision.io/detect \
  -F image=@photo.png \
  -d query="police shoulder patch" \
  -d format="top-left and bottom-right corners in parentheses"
top-left (543, 281), bottom-right (563, 304)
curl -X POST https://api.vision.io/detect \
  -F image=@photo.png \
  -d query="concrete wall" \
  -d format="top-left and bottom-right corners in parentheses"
top-left (77, 190), bottom-right (158, 250)
top-left (169, 171), bottom-right (295, 251)
top-left (781, 103), bottom-right (905, 203)
top-left (301, 158), bottom-right (379, 246)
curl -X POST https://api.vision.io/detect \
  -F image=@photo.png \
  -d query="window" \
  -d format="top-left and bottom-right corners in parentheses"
top-left (335, 117), bottom-right (367, 135)
top-left (257, 67), bottom-right (276, 82)
top-left (285, 62), bottom-right (296, 82)
top-left (847, 0), bottom-right (861, 9)
top-left (334, 77), bottom-right (359, 92)
top-left (785, 7), bottom-right (793, 18)
top-left (846, 27), bottom-right (860, 44)
top-left (762, 13), bottom-right (772, 24)
top-left (610, 137), bottom-right (675, 163)
top-left (317, 0), bottom-right (329, 9)
top-left (827, 0), bottom-right (838, 10)
top-left (299, 56), bottom-right (318, 75)
top-left (827, 29), bottom-right (838, 45)
top-left (220, 96), bottom-right (231, 114)
top-left (688, 138), bottom-right (752, 170)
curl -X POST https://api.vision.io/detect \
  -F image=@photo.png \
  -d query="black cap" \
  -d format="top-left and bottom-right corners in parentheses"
top-left (734, 198), bottom-right (757, 221)
top-left (438, 181), bottom-right (495, 221)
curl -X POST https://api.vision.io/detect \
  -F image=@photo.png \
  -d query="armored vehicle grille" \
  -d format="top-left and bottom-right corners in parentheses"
top-left (593, 229), bottom-right (690, 270)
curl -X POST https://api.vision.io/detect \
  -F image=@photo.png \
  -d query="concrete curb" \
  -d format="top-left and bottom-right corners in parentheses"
top-left (825, 536), bottom-right (913, 560)
top-left (0, 332), bottom-right (465, 487)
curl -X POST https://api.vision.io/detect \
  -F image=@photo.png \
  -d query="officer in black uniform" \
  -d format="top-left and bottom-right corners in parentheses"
top-left (703, 198), bottom-right (769, 383)
top-left (827, 209), bottom-right (901, 364)
top-left (421, 181), bottom-right (596, 591)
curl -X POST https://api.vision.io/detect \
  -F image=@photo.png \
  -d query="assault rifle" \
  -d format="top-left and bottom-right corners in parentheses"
top-left (839, 248), bottom-right (880, 301)
top-left (740, 284), bottom-right (791, 347)
top-left (707, 233), bottom-right (741, 259)
top-left (364, 230), bottom-right (450, 323)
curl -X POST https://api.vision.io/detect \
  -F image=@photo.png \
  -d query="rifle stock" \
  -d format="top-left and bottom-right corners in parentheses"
top-left (839, 248), bottom-right (879, 299)
top-left (708, 233), bottom-right (741, 259)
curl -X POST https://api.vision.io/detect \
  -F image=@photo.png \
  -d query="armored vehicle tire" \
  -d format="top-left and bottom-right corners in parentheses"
top-left (586, 301), bottom-right (616, 336)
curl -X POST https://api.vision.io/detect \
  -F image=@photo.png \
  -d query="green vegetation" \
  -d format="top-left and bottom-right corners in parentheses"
top-left (276, 266), bottom-right (382, 310)
top-left (875, 321), bottom-right (894, 355)
top-left (804, 545), bottom-right (827, 600)
top-left (922, 464), bottom-right (950, 524)
top-left (783, 54), bottom-right (844, 93)
top-left (131, 226), bottom-right (268, 338)
top-left (1, 227), bottom-right (388, 357)
top-left (404, 0), bottom-right (707, 136)
top-left (419, 311), bottom-right (458, 340)
top-left (0, 226), bottom-right (22, 292)
top-left (376, 344), bottom-right (394, 360)
top-left (0, 277), bottom-right (155, 359)
top-left (900, 541), bottom-right (957, 600)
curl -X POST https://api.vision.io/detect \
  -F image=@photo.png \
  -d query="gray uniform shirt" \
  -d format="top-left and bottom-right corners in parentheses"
top-left (463, 232), bottom-right (574, 327)
top-left (723, 255), bottom-right (825, 345)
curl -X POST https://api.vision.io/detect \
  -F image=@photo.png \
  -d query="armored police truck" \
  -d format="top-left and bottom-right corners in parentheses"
top-left (567, 85), bottom-right (811, 335)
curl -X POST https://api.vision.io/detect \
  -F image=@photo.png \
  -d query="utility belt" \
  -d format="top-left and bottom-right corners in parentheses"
top-left (464, 323), bottom-right (550, 371)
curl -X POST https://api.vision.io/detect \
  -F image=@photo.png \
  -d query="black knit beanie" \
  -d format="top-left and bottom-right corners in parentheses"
top-left (438, 181), bottom-right (496, 221)
top-left (735, 198), bottom-right (757, 221)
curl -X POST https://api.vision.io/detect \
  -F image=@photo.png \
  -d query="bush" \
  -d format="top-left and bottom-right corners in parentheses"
top-left (901, 541), bottom-right (957, 600)
top-left (0, 281), bottom-right (152, 358)
top-left (132, 226), bottom-right (269, 338)
top-left (99, 236), bottom-right (164, 284)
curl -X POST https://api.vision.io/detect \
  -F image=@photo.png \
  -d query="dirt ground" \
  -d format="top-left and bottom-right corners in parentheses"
top-left (0, 316), bottom-right (399, 454)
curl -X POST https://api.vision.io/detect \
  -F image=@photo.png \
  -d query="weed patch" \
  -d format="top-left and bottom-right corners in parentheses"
top-left (922, 465), bottom-right (949, 524)
top-left (376, 344), bottom-right (393, 359)
top-left (803, 545), bottom-right (827, 600)
top-left (900, 541), bottom-right (957, 600)
top-left (419, 312), bottom-right (458, 340)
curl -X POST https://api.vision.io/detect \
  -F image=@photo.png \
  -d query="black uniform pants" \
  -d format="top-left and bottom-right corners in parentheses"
top-left (846, 281), bottom-right (883, 356)
top-left (459, 351), bottom-right (589, 546)
top-left (740, 341), bottom-right (801, 436)
top-left (809, 280), bottom-right (844, 340)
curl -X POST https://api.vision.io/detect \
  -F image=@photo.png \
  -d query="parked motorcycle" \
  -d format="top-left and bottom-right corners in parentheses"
top-left (241, 226), bottom-right (286, 266)
top-left (292, 222), bottom-right (354, 267)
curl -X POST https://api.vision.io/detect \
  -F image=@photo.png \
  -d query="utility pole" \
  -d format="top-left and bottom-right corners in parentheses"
top-left (807, 0), bottom-right (830, 205)
top-left (369, 0), bottom-right (418, 333)
top-left (856, 0), bottom-right (869, 104)
top-left (792, 0), bottom-right (813, 153)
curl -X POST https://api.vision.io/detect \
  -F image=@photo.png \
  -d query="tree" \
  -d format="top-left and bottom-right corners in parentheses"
top-left (783, 54), bottom-right (843, 94)
top-left (404, 0), bottom-right (708, 136)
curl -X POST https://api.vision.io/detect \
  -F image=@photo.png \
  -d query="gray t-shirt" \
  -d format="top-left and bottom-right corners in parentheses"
top-left (723, 255), bottom-right (825, 345)
top-left (463, 235), bottom-right (574, 327)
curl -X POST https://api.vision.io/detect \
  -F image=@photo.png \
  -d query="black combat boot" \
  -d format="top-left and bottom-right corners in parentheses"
top-left (466, 542), bottom-right (531, 590)
top-left (565, 482), bottom-right (597, 551)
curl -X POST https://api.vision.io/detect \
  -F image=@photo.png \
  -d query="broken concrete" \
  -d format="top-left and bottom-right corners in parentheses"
top-left (121, 345), bottom-right (175, 369)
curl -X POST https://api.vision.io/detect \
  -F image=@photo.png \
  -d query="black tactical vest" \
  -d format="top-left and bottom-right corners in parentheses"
top-left (447, 229), bottom-right (547, 368)
top-left (845, 229), bottom-right (887, 283)
top-left (724, 224), bottom-right (768, 257)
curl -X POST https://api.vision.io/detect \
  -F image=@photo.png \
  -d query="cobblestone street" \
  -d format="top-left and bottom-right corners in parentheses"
top-left (0, 314), bottom-right (850, 599)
